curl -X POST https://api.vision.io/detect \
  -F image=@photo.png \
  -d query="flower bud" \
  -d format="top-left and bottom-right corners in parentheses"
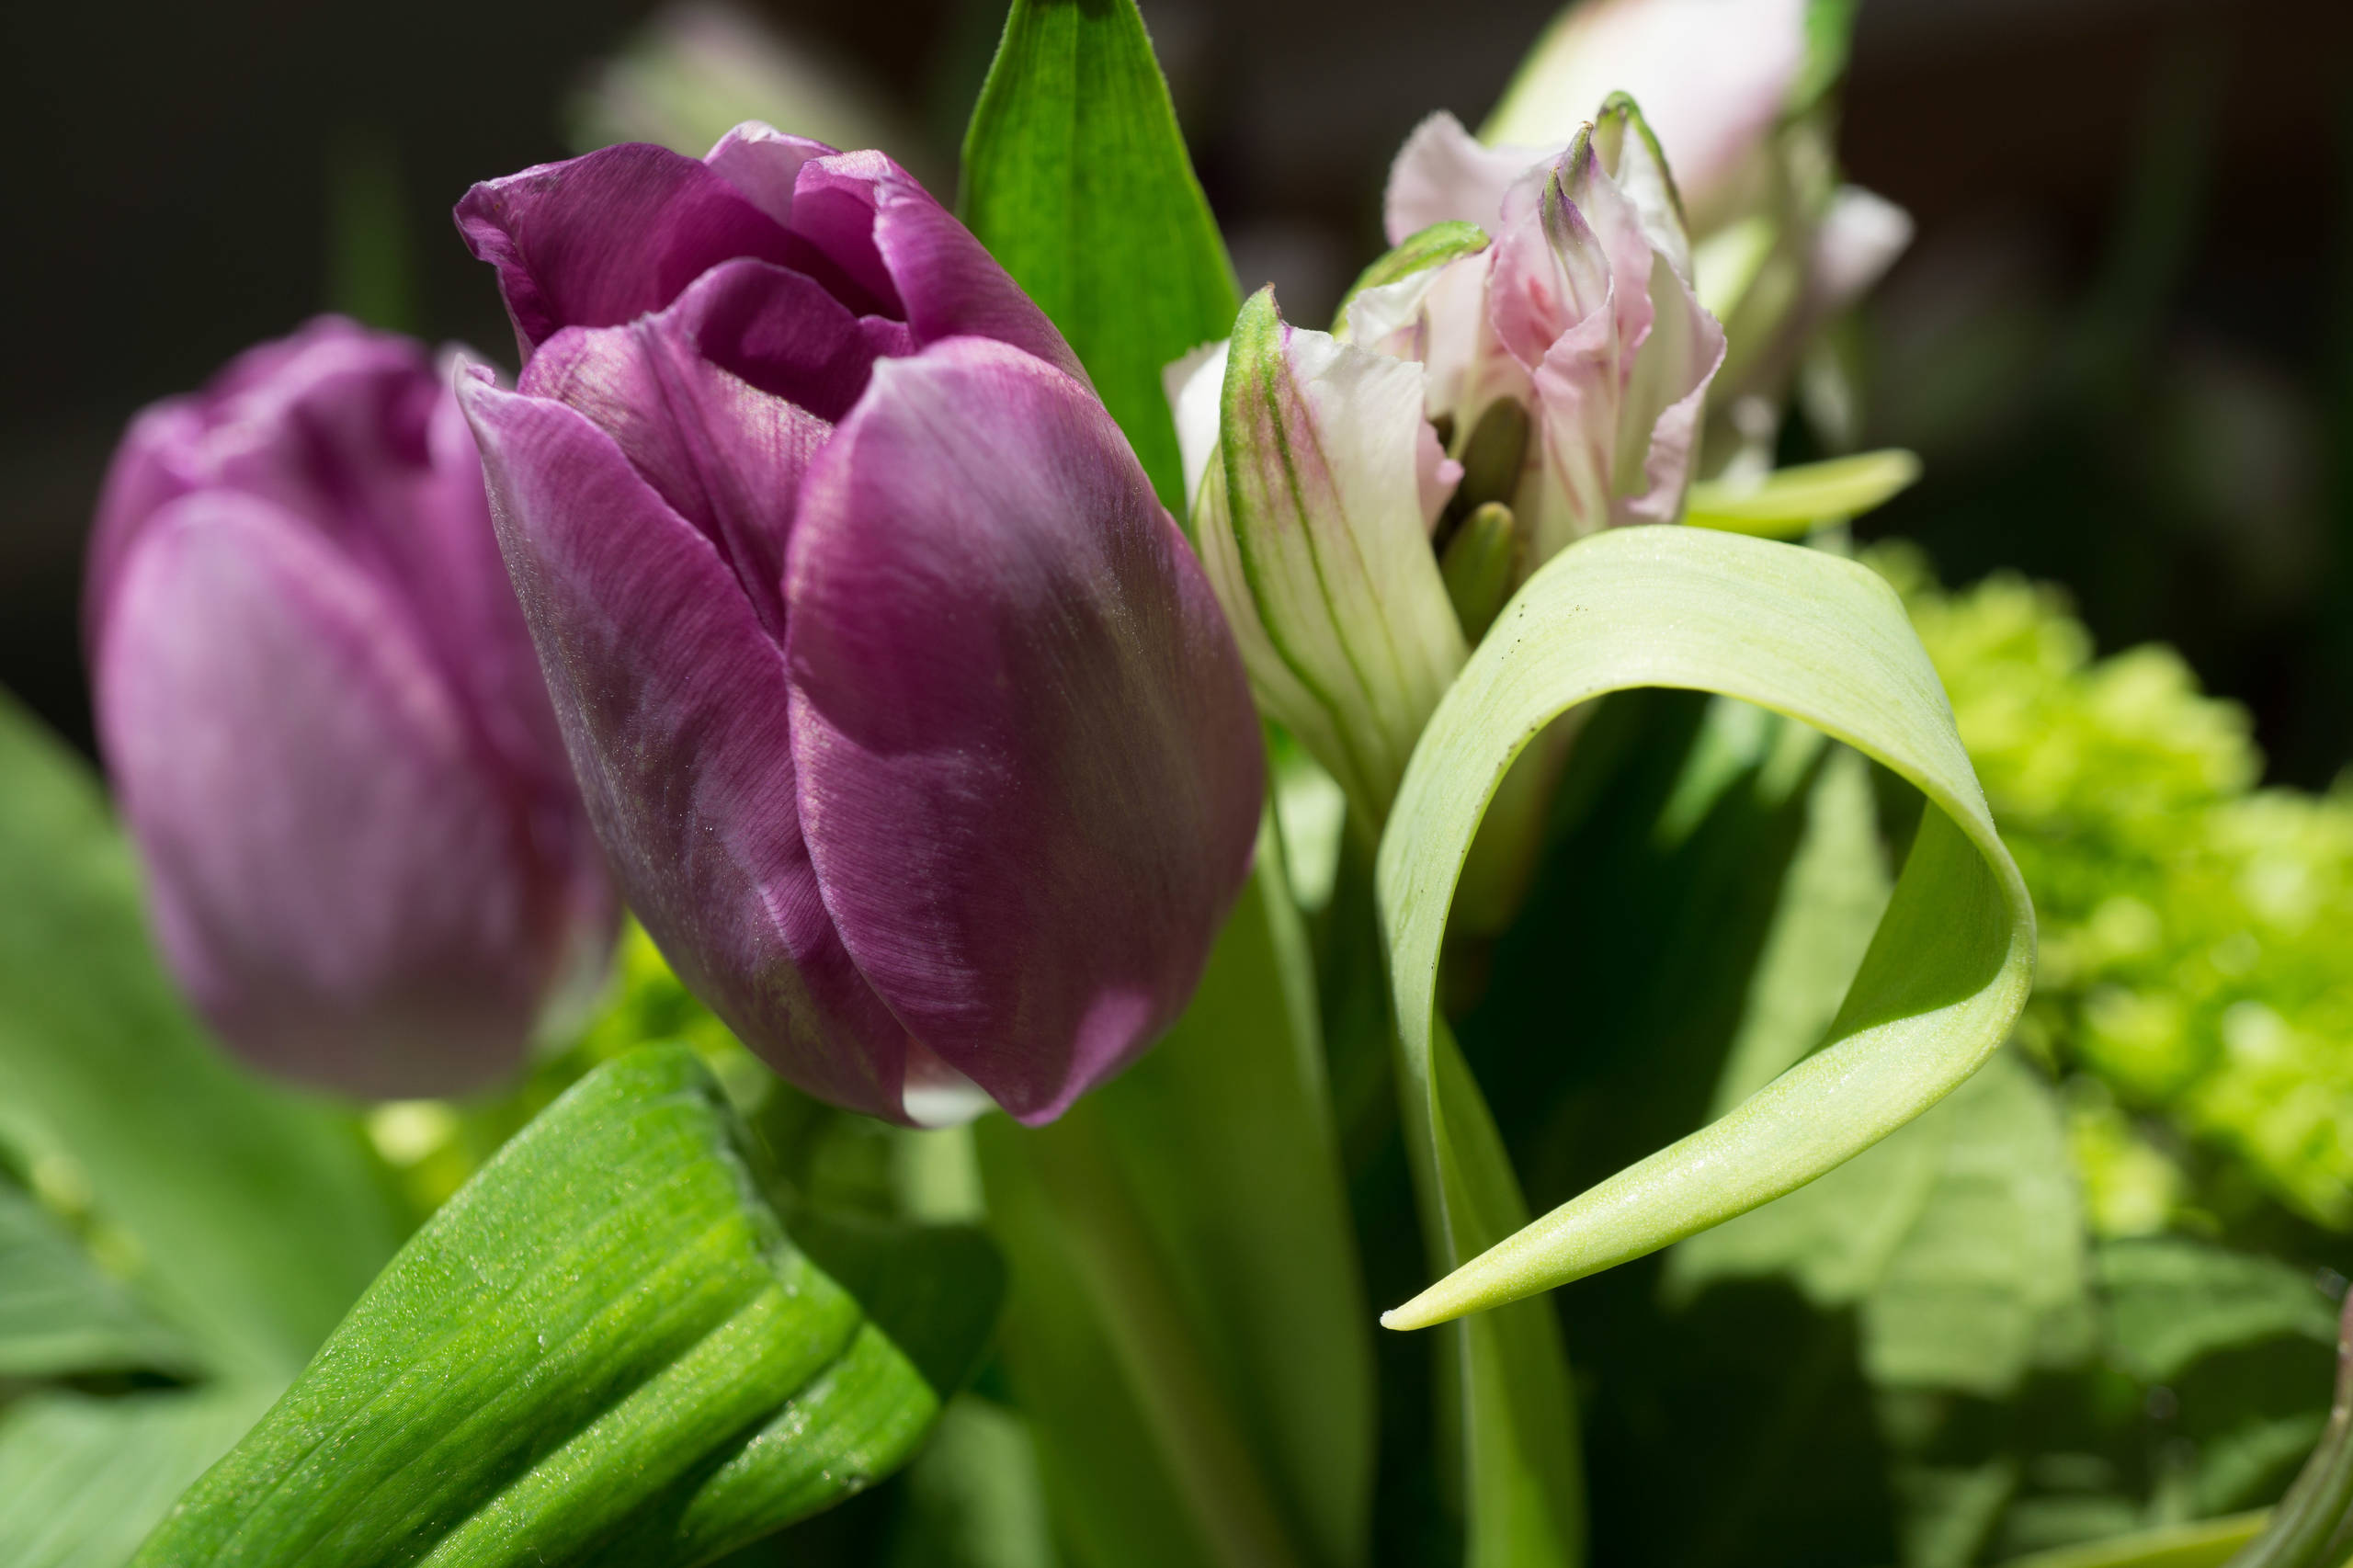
top-left (456, 124), bottom-right (1263, 1126)
top-left (85, 318), bottom-right (618, 1096)
top-left (1169, 288), bottom-right (1469, 828)
top-left (1478, 0), bottom-right (1913, 439)
top-left (1379, 97), bottom-right (1727, 562)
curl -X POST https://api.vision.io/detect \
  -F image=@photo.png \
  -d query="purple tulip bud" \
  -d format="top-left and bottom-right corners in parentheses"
top-left (452, 124), bottom-right (1264, 1126)
top-left (85, 318), bottom-right (620, 1097)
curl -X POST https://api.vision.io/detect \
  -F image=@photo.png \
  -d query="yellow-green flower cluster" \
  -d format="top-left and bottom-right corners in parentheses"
top-left (1872, 546), bottom-right (2353, 1228)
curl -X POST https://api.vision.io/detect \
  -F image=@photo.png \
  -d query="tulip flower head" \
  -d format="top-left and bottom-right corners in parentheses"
top-left (455, 124), bottom-right (1263, 1127)
top-left (86, 318), bottom-right (619, 1097)
top-left (1170, 97), bottom-right (1722, 828)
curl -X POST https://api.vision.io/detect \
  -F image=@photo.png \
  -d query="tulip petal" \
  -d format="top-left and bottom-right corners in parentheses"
top-left (785, 339), bottom-right (1262, 1124)
top-left (520, 259), bottom-right (910, 637)
top-left (701, 120), bottom-right (839, 229)
top-left (455, 142), bottom-right (882, 357)
top-left (85, 319), bottom-right (433, 646)
top-left (457, 365), bottom-right (916, 1120)
top-left (792, 152), bottom-right (1088, 383)
top-left (1383, 112), bottom-right (1548, 246)
top-left (96, 494), bottom-right (554, 1097)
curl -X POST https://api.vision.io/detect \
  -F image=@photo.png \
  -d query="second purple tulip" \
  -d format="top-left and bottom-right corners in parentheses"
top-left (455, 123), bottom-right (1264, 1126)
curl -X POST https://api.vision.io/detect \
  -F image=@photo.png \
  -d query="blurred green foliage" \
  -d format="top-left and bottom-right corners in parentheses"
top-left (1872, 546), bottom-right (2353, 1235)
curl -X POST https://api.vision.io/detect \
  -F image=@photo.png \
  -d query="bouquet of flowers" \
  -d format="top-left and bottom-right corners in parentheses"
top-left (5, 2), bottom-right (2349, 1566)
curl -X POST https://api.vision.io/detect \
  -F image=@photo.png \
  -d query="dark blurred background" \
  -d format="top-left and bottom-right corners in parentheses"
top-left (4, 0), bottom-right (2348, 778)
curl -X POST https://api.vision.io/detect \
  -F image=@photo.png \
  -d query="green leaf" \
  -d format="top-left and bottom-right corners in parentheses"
top-left (961, 0), bottom-right (1239, 512)
top-left (1380, 525), bottom-right (2034, 1330)
top-left (1992, 1512), bottom-right (2266, 1568)
top-left (979, 826), bottom-right (1374, 1568)
top-left (132, 1045), bottom-right (968, 1568)
top-left (2097, 1239), bottom-right (2339, 1385)
top-left (1683, 450), bottom-right (1923, 539)
top-left (0, 690), bottom-right (399, 1382)
top-left (0, 1385), bottom-right (278, 1568)
top-left (0, 1177), bottom-right (198, 1379)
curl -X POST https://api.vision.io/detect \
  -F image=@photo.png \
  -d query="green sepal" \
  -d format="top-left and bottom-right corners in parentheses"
top-left (132, 1046), bottom-right (988, 1568)
top-left (1332, 220), bottom-right (1491, 341)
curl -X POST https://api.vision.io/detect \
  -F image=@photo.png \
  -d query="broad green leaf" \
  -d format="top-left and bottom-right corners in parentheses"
top-left (133, 1045), bottom-right (973, 1568)
top-left (0, 1177), bottom-right (196, 1379)
top-left (1683, 450), bottom-right (1923, 539)
top-left (0, 1385), bottom-right (277, 1568)
top-left (1379, 525), bottom-right (2034, 1330)
top-left (961, 0), bottom-right (1239, 511)
top-left (980, 827), bottom-right (1373, 1568)
top-left (0, 691), bottom-right (399, 1381)
top-left (2097, 1238), bottom-right (2340, 1386)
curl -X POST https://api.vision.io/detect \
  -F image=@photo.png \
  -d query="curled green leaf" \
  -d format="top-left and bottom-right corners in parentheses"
top-left (1377, 525), bottom-right (2034, 1332)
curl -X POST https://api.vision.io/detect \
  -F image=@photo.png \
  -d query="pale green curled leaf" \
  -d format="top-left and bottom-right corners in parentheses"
top-left (1995, 1513), bottom-right (2268, 1568)
top-left (0, 1178), bottom-right (198, 1379)
top-left (0, 1384), bottom-right (277, 1568)
top-left (1378, 525), bottom-right (2034, 1331)
top-left (133, 1045), bottom-right (983, 1568)
top-left (1332, 220), bottom-right (1491, 343)
top-left (979, 826), bottom-right (1373, 1568)
top-left (960, 0), bottom-right (1238, 511)
top-left (0, 690), bottom-right (398, 1383)
top-left (1683, 449), bottom-right (1923, 538)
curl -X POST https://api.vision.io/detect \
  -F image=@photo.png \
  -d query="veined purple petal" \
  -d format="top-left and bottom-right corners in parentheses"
top-left (518, 259), bottom-right (902, 636)
top-left (454, 142), bottom-right (885, 358)
top-left (702, 120), bottom-right (839, 229)
top-left (85, 319), bottom-right (432, 646)
top-left (785, 339), bottom-right (1262, 1124)
top-left (793, 152), bottom-right (1088, 382)
top-left (457, 363), bottom-right (915, 1119)
top-left (96, 493), bottom-right (559, 1096)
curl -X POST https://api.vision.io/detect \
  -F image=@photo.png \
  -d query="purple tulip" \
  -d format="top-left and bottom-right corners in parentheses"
top-left (86, 318), bottom-right (618, 1097)
top-left (452, 124), bottom-right (1264, 1126)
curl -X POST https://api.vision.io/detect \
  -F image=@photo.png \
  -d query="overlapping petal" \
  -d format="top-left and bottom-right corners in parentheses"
top-left (795, 150), bottom-right (1088, 382)
top-left (1383, 112), bottom-right (1545, 247)
top-left (784, 339), bottom-right (1262, 1123)
top-left (457, 365), bottom-right (916, 1119)
top-left (96, 494), bottom-right (557, 1097)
